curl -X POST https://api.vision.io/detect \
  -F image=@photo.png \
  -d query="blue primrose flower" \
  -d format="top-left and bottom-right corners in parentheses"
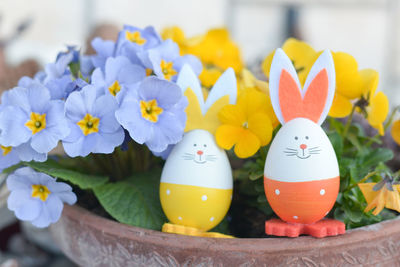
top-left (0, 145), bottom-right (20, 172)
top-left (0, 82), bottom-right (70, 155)
top-left (115, 25), bottom-right (162, 66)
top-left (7, 167), bottom-right (77, 228)
top-left (90, 37), bottom-right (117, 70)
top-left (63, 85), bottom-right (125, 157)
top-left (91, 56), bottom-right (145, 104)
top-left (138, 39), bottom-right (202, 82)
top-left (115, 76), bottom-right (188, 153)
top-left (42, 47), bottom-right (91, 100)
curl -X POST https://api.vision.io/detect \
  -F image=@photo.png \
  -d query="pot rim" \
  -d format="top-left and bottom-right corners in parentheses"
top-left (62, 204), bottom-right (400, 253)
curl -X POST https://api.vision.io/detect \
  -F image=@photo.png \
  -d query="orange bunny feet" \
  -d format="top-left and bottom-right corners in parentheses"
top-left (265, 218), bottom-right (345, 238)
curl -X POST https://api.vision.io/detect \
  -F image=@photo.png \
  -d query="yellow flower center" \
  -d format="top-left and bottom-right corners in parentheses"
top-left (108, 80), bottom-right (121, 97)
top-left (146, 68), bottom-right (153, 76)
top-left (0, 145), bottom-right (12, 156)
top-left (31, 184), bottom-right (51, 202)
top-left (125, 31), bottom-right (146, 45)
top-left (160, 60), bottom-right (177, 81)
top-left (140, 99), bottom-right (163, 123)
top-left (77, 113), bottom-right (100, 136)
top-left (25, 112), bottom-right (46, 134)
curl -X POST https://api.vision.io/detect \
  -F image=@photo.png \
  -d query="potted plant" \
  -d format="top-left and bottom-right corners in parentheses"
top-left (1, 25), bottom-right (400, 266)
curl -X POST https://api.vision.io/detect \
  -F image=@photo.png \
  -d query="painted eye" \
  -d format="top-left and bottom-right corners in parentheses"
top-left (193, 144), bottom-right (197, 147)
top-left (203, 144), bottom-right (207, 147)
top-left (305, 136), bottom-right (309, 140)
top-left (294, 136), bottom-right (298, 140)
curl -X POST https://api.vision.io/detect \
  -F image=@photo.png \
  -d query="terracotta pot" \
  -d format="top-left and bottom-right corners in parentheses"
top-left (51, 205), bottom-right (400, 266)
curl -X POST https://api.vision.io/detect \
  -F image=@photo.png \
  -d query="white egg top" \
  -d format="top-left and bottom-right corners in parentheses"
top-left (161, 129), bottom-right (233, 189)
top-left (264, 118), bottom-right (339, 182)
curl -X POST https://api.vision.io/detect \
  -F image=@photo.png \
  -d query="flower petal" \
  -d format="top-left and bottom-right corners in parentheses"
top-left (367, 91), bottom-right (389, 135)
top-left (248, 112), bottom-right (273, 146)
top-left (328, 93), bottom-right (353, 118)
top-left (391, 120), bottom-right (400, 146)
top-left (8, 190), bottom-right (42, 221)
top-left (215, 125), bottom-right (241, 150)
top-left (234, 130), bottom-right (260, 158)
top-left (218, 105), bottom-right (246, 126)
top-left (0, 106), bottom-right (31, 147)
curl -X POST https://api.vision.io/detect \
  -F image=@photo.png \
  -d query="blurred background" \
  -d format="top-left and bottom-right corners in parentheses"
top-left (0, 0), bottom-right (399, 266)
top-left (0, 0), bottom-right (399, 100)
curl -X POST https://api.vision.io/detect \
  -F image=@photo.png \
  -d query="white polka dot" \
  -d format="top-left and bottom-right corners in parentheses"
top-left (320, 189), bottom-right (326, 195)
top-left (178, 216), bottom-right (182, 220)
top-left (166, 189), bottom-right (170, 195)
top-left (201, 195), bottom-right (208, 201)
top-left (293, 216), bottom-right (298, 219)
top-left (275, 189), bottom-right (280, 195)
top-left (210, 217), bottom-right (215, 222)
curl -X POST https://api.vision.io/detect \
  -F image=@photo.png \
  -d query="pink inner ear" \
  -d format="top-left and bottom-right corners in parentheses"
top-left (303, 69), bottom-right (328, 123)
top-left (279, 70), bottom-right (303, 123)
top-left (278, 69), bottom-right (328, 124)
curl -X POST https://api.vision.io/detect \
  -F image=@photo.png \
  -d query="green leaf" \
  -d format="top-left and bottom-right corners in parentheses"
top-left (249, 170), bottom-right (263, 181)
top-left (360, 148), bottom-right (393, 170)
top-left (328, 132), bottom-right (343, 157)
top-left (93, 169), bottom-right (166, 230)
top-left (328, 117), bottom-right (344, 134)
top-left (343, 205), bottom-right (363, 223)
top-left (2, 163), bottom-right (23, 174)
top-left (25, 160), bottom-right (108, 189)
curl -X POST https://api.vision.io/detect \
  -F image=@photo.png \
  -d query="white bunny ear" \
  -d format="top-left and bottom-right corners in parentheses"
top-left (302, 50), bottom-right (335, 125)
top-left (177, 64), bottom-right (205, 113)
top-left (204, 68), bottom-right (237, 112)
top-left (269, 48), bottom-right (302, 125)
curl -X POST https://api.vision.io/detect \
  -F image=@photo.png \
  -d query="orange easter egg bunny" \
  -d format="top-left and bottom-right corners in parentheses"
top-left (264, 49), bottom-right (345, 238)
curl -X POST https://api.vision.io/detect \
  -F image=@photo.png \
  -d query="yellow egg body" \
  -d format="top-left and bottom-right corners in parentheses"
top-left (160, 183), bottom-right (232, 231)
top-left (160, 129), bottom-right (233, 231)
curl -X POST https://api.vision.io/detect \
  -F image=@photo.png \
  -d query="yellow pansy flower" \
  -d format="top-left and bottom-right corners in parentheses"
top-left (359, 181), bottom-right (400, 215)
top-left (391, 120), bottom-right (400, 145)
top-left (358, 69), bottom-right (389, 135)
top-left (262, 38), bottom-right (318, 86)
top-left (238, 69), bottom-right (279, 128)
top-left (261, 39), bottom-right (379, 118)
top-left (161, 26), bottom-right (186, 47)
top-left (185, 28), bottom-right (243, 73)
top-left (199, 67), bottom-right (222, 89)
top-left (215, 88), bottom-right (273, 158)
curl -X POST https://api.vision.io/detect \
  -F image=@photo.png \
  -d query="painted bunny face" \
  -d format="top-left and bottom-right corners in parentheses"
top-left (161, 129), bottom-right (232, 189)
top-left (181, 130), bottom-right (218, 164)
top-left (265, 118), bottom-right (339, 182)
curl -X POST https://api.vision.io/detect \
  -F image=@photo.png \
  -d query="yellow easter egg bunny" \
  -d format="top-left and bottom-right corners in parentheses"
top-left (160, 64), bottom-right (237, 238)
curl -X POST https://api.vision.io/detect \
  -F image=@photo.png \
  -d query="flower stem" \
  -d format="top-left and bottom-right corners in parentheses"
top-left (344, 171), bottom-right (378, 193)
top-left (342, 105), bottom-right (356, 139)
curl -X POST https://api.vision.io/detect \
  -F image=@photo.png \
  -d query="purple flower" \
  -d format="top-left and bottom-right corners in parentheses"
top-left (62, 85), bottom-right (125, 157)
top-left (115, 77), bottom-right (187, 153)
top-left (91, 56), bottom-right (145, 104)
top-left (116, 25), bottom-right (162, 66)
top-left (44, 53), bottom-right (73, 84)
top-left (152, 144), bottom-right (174, 160)
top-left (0, 83), bottom-right (70, 154)
top-left (138, 39), bottom-right (202, 82)
top-left (7, 167), bottom-right (77, 228)
top-left (0, 145), bottom-right (19, 171)
top-left (90, 37), bottom-right (116, 70)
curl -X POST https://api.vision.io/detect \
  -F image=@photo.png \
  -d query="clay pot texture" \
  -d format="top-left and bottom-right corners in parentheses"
top-left (51, 205), bottom-right (400, 267)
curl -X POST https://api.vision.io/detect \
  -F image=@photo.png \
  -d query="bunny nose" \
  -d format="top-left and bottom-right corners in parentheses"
top-left (197, 150), bottom-right (204, 155)
top-left (300, 144), bottom-right (307, 150)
